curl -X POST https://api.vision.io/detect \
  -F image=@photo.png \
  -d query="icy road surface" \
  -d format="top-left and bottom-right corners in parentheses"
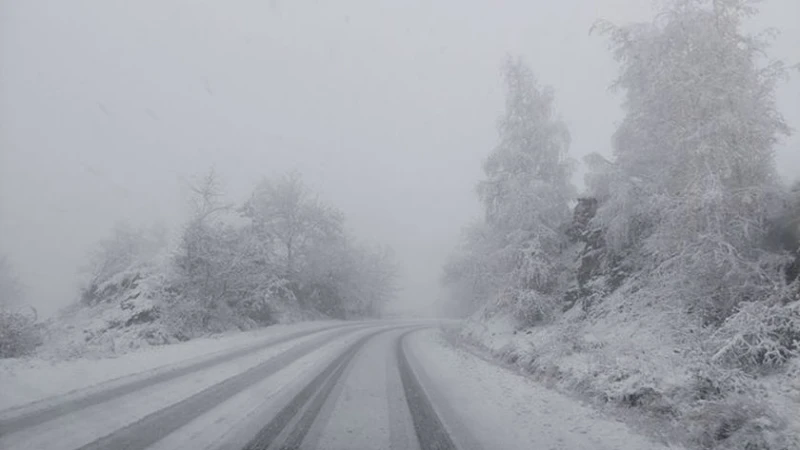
top-left (0, 321), bottom-right (674, 450)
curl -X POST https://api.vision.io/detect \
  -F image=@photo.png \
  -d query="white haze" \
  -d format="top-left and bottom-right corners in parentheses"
top-left (1, 0), bottom-right (798, 317)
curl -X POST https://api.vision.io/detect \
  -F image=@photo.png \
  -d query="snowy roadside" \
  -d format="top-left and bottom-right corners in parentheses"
top-left (0, 320), bottom-right (345, 411)
top-left (407, 328), bottom-right (682, 450)
top-left (452, 292), bottom-right (800, 450)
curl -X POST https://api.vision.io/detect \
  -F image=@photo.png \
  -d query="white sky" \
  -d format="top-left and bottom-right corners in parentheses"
top-left (1, 0), bottom-right (798, 316)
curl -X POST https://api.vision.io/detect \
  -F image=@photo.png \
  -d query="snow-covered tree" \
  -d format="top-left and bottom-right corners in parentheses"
top-left (237, 172), bottom-right (396, 318)
top-left (169, 169), bottom-right (256, 333)
top-left (242, 172), bottom-right (343, 277)
top-left (445, 57), bottom-right (576, 322)
top-left (76, 167), bottom-right (396, 337)
top-left (300, 239), bottom-right (397, 318)
top-left (176, 169), bottom-right (231, 282)
top-left (591, 0), bottom-right (792, 321)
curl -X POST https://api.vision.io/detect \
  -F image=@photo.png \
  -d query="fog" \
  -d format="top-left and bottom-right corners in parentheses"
top-left (1, 0), bottom-right (798, 317)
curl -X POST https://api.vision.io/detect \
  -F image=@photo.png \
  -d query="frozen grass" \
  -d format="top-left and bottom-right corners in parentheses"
top-left (457, 284), bottom-right (800, 450)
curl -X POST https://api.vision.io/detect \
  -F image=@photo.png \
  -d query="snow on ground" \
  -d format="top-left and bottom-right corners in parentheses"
top-left (0, 320), bottom-right (344, 410)
top-left (407, 328), bottom-right (683, 450)
top-left (145, 328), bottom-right (379, 450)
top-left (456, 287), bottom-right (800, 450)
top-left (461, 290), bottom-right (695, 413)
top-left (308, 328), bottom-right (413, 450)
top-left (169, 326), bottom-right (414, 450)
top-left (0, 326), bottom-right (378, 450)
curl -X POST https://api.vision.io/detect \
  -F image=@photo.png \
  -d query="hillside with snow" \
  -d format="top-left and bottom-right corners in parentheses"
top-left (441, 2), bottom-right (800, 449)
top-left (1, 172), bottom-right (398, 363)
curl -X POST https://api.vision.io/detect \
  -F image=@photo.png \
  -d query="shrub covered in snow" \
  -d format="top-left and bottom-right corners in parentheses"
top-left (0, 256), bottom-right (42, 358)
top-left (0, 308), bottom-right (41, 358)
top-left (710, 300), bottom-right (800, 374)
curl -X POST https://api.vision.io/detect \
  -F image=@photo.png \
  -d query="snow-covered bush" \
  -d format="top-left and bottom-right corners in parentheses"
top-left (710, 300), bottom-right (800, 374)
top-left (0, 256), bottom-right (41, 358)
top-left (687, 394), bottom-right (794, 450)
top-left (160, 298), bottom-right (242, 341)
top-left (495, 288), bottom-right (560, 327)
top-left (0, 308), bottom-right (41, 358)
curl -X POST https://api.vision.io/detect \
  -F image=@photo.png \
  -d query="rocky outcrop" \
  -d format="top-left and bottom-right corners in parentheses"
top-left (563, 197), bottom-right (626, 312)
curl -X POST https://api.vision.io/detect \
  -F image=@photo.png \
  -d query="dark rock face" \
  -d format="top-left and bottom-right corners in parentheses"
top-left (781, 186), bottom-right (800, 285)
top-left (572, 198), bottom-right (603, 288)
top-left (763, 192), bottom-right (800, 285)
top-left (563, 197), bottom-right (626, 312)
top-left (81, 273), bottom-right (143, 306)
top-left (786, 219), bottom-right (800, 284)
top-left (787, 248), bottom-right (800, 284)
top-left (568, 197), bottom-right (598, 241)
top-left (125, 308), bottom-right (159, 327)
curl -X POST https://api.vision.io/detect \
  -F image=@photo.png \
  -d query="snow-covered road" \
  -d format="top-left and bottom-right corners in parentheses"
top-left (0, 321), bottom-right (675, 450)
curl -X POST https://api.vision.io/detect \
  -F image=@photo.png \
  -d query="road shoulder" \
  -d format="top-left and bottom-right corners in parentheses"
top-left (405, 328), bottom-right (682, 450)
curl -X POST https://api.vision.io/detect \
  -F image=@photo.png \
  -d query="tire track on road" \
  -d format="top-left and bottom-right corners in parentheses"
top-left (0, 323), bottom-right (360, 436)
top-left (397, 328), bottom-right (458, 450)
top-left (243, 327), bottom-right (400, 450)
top-left (74, 326), bottom-right (370, 450)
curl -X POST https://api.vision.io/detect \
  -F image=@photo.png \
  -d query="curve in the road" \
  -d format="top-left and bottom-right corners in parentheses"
top-left (244, 326), bottom-right (459, 450)
top-left (0, 322), bottom-right (362, 437)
